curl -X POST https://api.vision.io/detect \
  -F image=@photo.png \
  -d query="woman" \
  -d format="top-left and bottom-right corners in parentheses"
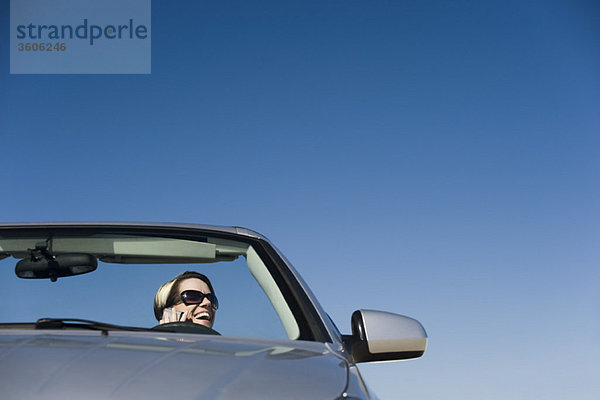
top-left (153, 271), bottom-right (218, 328)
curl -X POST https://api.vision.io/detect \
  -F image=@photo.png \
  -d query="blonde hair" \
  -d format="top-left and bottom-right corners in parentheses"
top-left (153, 279), bottom-right (176, 320)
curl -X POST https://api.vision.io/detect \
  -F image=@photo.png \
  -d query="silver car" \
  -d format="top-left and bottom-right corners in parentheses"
top-left (0, 222), bottom-right (427, 399)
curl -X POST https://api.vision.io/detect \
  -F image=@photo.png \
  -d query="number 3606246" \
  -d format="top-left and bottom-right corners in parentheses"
top-left (17, 42), bottom-right (66, 52)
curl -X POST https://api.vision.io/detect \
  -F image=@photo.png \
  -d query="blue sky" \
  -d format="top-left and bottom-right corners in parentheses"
top-left (1, 1), bottom-right (599, 399)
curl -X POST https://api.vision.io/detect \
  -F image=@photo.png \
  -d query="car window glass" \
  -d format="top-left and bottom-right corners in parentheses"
top-left (0, 237), bottom-right (291, 340)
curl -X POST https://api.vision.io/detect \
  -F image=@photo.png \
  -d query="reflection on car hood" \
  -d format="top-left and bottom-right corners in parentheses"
top-left (0, 330), bottom-right (348, 400)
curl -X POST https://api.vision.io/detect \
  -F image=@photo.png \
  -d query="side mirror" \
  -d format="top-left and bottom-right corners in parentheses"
top-left (343, 310), bottom-right (427, 363)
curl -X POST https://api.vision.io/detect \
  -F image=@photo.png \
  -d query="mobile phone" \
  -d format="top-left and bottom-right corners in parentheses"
top-left (163, 308), bottom-right (184, 321)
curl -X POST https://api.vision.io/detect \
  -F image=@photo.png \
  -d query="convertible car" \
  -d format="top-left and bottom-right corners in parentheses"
top-left (0, 222), bottom-right (427, 399)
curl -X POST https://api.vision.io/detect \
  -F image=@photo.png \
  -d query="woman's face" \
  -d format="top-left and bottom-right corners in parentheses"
top-left (171, 278), bottom-right (216, 328)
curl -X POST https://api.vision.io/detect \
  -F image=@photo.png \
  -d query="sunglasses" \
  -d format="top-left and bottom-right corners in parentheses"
top-left (179, 290), bottom-right (219, 310)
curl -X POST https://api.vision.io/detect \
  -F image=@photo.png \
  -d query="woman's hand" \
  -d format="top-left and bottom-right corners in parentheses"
top-left (159, 308), bottom-right (188, 324)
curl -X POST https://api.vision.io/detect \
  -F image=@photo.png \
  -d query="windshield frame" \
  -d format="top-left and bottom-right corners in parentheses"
top-left (0, 222), bottom-right (333, 342)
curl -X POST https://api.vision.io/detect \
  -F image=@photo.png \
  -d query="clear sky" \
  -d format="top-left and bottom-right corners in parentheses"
top-left (1, 1), bottom-right (599, 399)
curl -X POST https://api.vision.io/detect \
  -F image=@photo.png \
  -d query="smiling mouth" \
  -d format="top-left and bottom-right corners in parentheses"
top-left (194, 311), bottom-right (211, 321)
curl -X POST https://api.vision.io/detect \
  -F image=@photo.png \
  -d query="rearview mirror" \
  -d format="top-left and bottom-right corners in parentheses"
top-left (15, 253), bottom-right (97, 281)
top-left (343, 310), bottom-right (427, 363)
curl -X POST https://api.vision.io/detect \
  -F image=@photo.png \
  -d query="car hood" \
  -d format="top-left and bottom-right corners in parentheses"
top-left (0, 330), bottom-right (348, 400)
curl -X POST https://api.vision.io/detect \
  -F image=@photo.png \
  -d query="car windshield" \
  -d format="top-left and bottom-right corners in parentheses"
top-left (0, 227), bottom-right (302, 341)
